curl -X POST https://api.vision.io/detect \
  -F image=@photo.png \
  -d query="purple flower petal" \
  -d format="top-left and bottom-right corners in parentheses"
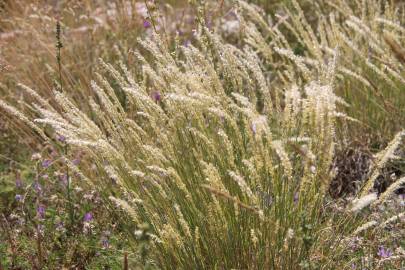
top-left (37, 205), bottom-right (46, 219)
top-left (151, 91), bottom-right (161, 102)
top-left (73, 158), bottom-right (81, 165)
top-left (83, 212), bottom-right (93, 222)
top-left (102, 238), bottom-right (109, 249)
top-left (184, 39), bottom-right (191, 47)
top-left (42, 159), bottom-right (52, 168)
top-left (143, 20), bottom-right (152, 28)
top-left (294, 193), bottom-right (299, 203)
top-left (15, 177), bottom-right (23, 188)
top-left (57, 134), bottom-right (66, 142)
top-left (34, 182), bottom-right (42, 193)
top-left (377, 246), bottom-right (392, 258)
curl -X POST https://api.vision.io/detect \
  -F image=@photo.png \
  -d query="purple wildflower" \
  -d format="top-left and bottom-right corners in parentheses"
top-left (184, 39), bottom-right (191, 47)
top-left (377, 246), bottom-right (393, 258)
top-left (294, 192), bottom-right (299, 203)
top-left (151, 91), bottom-right (161, 102)
top-left (15, 194), bottom-right (23, 201)
top-left (73, 158), bottom-right (81, 165)
top-left (143, 20), bottom-right (152, 28)
top-left (42, 159), bottom-right (52, 168)
top-left (400, 193), bottom-right (405, 206)
top-left (101, 238), bottom-right (109, 249)
top-left (57, 134), bottom-right (66, 143)
top-left (83, 212), bottom-right (93, 222)
top-left (37, 205), bottom-right (46, 219)
top-left (34, 182), bottom-right (42, 193)
top-left (206, 17), bottom-right (213, 30)
top-left (15, 176), bottom-right (23, 188)
top-left (59, 173), bottom-right (68, 186)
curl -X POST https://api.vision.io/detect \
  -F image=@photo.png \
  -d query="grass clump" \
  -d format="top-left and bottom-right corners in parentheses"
top-left (21, 32), bottom-right (346, 268)
top-left (239, 0), bottom-right (405, 143)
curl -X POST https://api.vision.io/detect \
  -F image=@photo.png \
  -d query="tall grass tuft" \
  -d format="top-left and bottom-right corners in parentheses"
top-left (240, 0), bottom-right (405, 144)
top-left (29, 30), bottom-right (344, 267)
